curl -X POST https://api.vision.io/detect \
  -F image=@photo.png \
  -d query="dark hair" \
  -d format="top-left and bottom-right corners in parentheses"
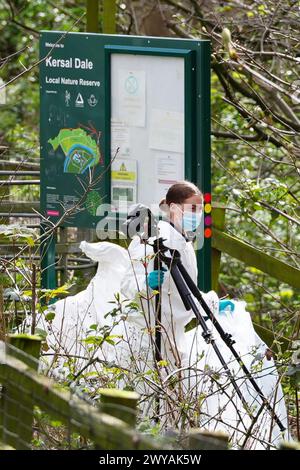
top-left (159, 181), bottom-right (203, 211)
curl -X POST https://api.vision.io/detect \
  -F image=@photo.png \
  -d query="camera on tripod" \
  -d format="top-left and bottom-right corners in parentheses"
top-left (121, 203), bottom-right (158, 240)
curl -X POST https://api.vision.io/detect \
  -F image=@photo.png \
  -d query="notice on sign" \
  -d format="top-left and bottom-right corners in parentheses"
top-left (115, 69), bottom-right (146, 127)
top-left (149, 108), bottom-right (184, 153)
top-left (111, 159), bottom-right (137, 211)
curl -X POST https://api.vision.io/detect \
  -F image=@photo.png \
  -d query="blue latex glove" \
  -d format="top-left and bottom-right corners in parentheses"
top-left (147, 268), bottom-right (167, 290)
top-left (219, 299), bottom-right (235, 313)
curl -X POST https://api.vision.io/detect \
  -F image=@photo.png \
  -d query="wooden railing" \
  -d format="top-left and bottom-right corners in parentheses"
top-left (0, 334), bottom-right (232, 451)
top-left (212, 205), bottom-right (300, 290)
top-left (0, 335), bottom-right (164, 450)
top-left (211, 204), bottom-right (300, 352)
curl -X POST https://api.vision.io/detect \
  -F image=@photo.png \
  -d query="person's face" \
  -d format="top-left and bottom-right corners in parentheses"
top-left (169, 194), bottom-right (203, 231)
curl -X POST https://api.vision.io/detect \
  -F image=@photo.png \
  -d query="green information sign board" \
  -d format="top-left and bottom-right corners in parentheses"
top-left (40, 32), bottom-right (211, 291)
top-left (40, 35), bottom-right (106, 228)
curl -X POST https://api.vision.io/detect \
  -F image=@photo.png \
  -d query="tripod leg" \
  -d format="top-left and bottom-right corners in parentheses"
top-left (154, 247), bottom-right (162, 362)
top-left (153, 243), bottom-right (162, 423)
top-left (176, 261), bottom-right (286, 433)
top-left (170, 264), bottom-right (256, 423)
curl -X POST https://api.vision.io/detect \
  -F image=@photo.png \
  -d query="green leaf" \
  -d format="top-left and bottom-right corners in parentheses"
top-left (279, 289), bottom-right (294, 300)
top-left (45, 311), bottom-right (55, 321)
top-left (157, 360), bottom-right (168, 368)
top-left (34, 328), bottom-right (47, 340)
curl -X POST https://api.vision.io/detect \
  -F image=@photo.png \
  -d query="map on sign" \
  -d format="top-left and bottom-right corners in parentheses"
top-left (48, 128), bottom-right (101, 174)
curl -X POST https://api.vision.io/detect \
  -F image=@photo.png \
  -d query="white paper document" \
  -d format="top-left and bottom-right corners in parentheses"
top-left (111, 120), bottom-right (130, 159)
top-left (149, 109), bottom-right (184, 153)
top-left (117, 70), bottom-right (146, 127)
top-left (155, 153), bottom-right (183, 201)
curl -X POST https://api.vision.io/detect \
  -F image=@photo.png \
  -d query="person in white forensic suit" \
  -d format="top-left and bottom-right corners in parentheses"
top-left (35, 179), bottom-right (288, 448)
top-left (119, 180), bottom-right (289, 448)
top-left (120, 180), bottom-right (219, 370)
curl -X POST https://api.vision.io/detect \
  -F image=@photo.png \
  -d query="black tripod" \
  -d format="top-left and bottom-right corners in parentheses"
top-left (122, 205), bottom-right (164, 419)
top-left (151, 236), bottom-right (286, 433)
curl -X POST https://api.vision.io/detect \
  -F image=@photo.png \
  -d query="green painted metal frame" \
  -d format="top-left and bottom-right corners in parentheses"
top-left (40, 222), bottom-right (56, 291)
top-left (104, 43), bottom-right (211, 292)
top-left (197, 41), bottom-right (211, 292)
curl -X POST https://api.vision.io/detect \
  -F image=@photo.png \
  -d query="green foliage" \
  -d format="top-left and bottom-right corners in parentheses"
top-left (0, 224), bottom-right (37, 246)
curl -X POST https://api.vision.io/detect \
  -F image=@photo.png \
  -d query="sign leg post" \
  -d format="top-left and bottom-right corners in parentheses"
top-left (40, 222), bottom-right (56, 291)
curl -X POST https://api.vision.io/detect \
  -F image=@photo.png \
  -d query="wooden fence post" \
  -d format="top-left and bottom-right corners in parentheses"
top-left (211, 203), bottom-right (226, 293)
top-left (86, 0), bottom-right (99, 33)
top-left (1, 334), bottom-right (42, 449)
top-left (187, 428), bottom-right (229, 450)
top-left (8, 334), bottom-right (41, 370)
top-left (99, 389), bottom-right (139, 427)
top-left (103, 0), bottom-right (116, 34)
top-left (279, 440), bottom-right (300, 450)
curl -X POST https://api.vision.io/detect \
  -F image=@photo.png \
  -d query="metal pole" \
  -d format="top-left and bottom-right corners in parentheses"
top-left (40, 222), bottom-right (56, 291)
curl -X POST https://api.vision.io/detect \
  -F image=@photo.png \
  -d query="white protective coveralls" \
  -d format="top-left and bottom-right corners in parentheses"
top-left (34, 220), bottom-right (289, 448)
top-left (34, 241), bottom-right (131, 371)
top-left (119, 219), bottom-right (289, 448)
top-left (120, 219), bottom-right (220, 369)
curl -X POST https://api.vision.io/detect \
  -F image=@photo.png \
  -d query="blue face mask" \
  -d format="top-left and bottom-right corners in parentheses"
top-left (182, 211), bottom-right (203, 232)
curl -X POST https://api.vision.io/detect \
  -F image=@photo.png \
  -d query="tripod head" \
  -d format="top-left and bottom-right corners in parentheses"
top-left (121, 203), bottom-right (158, 241)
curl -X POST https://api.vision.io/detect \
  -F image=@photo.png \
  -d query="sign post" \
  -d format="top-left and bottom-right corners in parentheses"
top-left (40, 32), bottom-right (211, 291)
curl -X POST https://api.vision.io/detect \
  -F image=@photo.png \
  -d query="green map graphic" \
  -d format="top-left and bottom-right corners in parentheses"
top-left (48, 128), bottom-right (100, 174)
